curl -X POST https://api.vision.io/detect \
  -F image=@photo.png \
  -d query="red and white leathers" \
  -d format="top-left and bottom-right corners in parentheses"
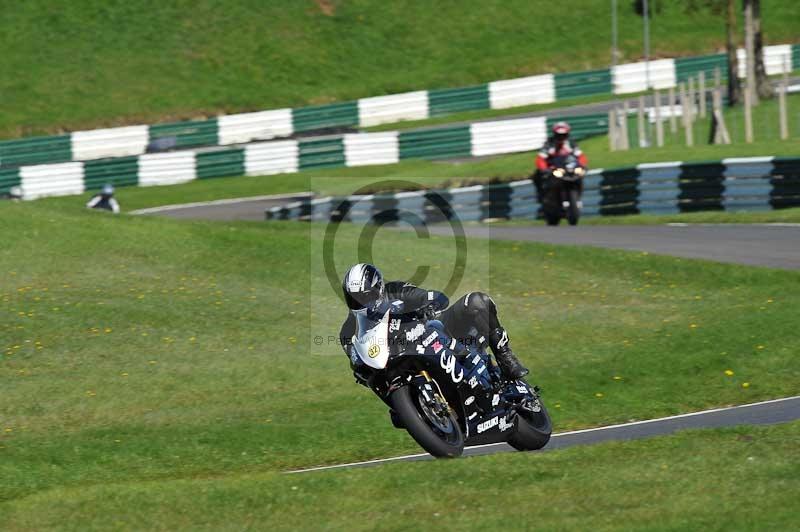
top-left (535, 138), bottom-right (588, 173)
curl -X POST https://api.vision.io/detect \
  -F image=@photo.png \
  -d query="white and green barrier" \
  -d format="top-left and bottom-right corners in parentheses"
top-left (265, 157), bottom-right (800, 222)
top-left (0, 114), bottom-right (607, 200)
top-left (1, 44), bottom-right (796, 170)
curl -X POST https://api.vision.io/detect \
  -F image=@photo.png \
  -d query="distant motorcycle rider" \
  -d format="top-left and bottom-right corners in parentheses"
top-left (86, 184), bottom-right (120, 214)
top-left (339, 263), bottom-right (529, 386)
top-left (532, 121), bottom-right (588, 203)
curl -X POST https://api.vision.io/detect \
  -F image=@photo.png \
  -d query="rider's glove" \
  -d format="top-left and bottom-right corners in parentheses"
top-left (353, 369), bottom-right (370, 387)
top-left (348, 347), bottom-right (372, 387)
top-left (421, 304), bottom-right (439, 321)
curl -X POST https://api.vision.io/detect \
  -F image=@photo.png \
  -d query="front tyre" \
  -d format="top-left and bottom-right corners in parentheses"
top-left (390, 384), bottom-right (464, 458)
top-left (507, 401), bottom-right (552, 451)
top-left (567, 189), bottom-right (581, 226)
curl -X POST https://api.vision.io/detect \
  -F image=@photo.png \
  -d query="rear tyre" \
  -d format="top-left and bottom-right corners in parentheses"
top-left (507, 402), bottom-right (552, 451)
top-left (390, 384), bottom-right (464, 458)
top-left (566, 189), bottom-right (581, 226)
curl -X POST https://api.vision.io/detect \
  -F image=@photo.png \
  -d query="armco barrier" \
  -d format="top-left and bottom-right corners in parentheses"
top-left (265, 157), bottom-right (800, 223)
top-left (0, 44), bottom-right (795, 170)
top-left (1, 112), bottom-right (607, 200)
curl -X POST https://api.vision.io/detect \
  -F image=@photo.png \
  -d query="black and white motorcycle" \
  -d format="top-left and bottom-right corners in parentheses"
top-left (350, 300), bottom-right (551, 457)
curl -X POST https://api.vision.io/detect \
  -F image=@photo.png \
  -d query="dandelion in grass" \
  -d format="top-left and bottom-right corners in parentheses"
top-left (724, 370), bottom-right (734, 376)
top-left (742, 382), bottom-right (750, 388)
top-left (595, 393), bottom-right (604, 398)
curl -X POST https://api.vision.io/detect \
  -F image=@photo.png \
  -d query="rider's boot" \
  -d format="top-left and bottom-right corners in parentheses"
top-left (489, 327), bottom-right (529, 380)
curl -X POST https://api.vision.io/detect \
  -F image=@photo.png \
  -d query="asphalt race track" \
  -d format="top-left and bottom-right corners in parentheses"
top-left (138, 195), bottom-right (800, 270)
top-left (288, 397), bottom-right (800, 474)
top-left (427, 224), bottom-right (800, 270)
top-left (131, 193), bottom-right (312, 221)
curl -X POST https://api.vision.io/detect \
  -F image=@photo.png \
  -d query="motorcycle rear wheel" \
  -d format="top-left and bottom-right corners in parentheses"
top-left (390, 384), bottom-right (464, 458)
top-left (507, 402), bottom-right (552, 451)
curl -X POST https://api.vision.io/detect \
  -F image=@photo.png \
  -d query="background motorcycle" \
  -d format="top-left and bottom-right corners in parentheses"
top-left (351, 300), bottom-right (551, 458)
top-left (542, 154), bottom-right (585, 226)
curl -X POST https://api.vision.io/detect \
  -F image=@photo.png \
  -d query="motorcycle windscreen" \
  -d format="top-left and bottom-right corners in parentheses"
top-left (352, 303), bottom-right (392, 370)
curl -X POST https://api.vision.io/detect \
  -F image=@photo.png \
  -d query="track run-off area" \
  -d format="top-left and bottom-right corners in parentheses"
top-left (139, 195), bottom-right (799, 471)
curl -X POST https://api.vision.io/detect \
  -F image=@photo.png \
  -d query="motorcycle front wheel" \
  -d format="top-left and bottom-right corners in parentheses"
top-left (507, 401), bottom-right (552, 451)
top-left (567, 189), bottom-right (581, 226)
top-left (390, 384), bottom-right (464, 458)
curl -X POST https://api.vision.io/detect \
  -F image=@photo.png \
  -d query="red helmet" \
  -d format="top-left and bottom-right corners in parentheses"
top-left (552, 121), bottom-right (571, 142)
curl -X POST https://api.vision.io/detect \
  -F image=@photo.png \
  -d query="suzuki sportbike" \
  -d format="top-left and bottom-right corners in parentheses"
top-left (351, 300), bottom-right (551, 457)
top-left (542, 154), bottom-right (585, 226)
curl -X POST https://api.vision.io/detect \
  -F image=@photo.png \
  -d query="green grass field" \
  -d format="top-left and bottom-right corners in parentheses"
top-left (2, 198), bottom-right (799, 527)
top-left (5, 422), bottom-right (799, 530)
top-left (2, 0), bottom-right (799, 138)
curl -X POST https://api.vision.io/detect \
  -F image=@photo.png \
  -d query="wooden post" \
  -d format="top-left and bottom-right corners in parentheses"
top-left (620, 104), bottom-right (630, 150)
top-left (699, 71), bottom-right (707, 118)
top-left (687, 76), bottom-right (696, 124)
top-left (779, 82), bottom-right (789, 140)
top-left (668, 85), bottom-right (677, 134)
top-left (608, 109), bottom-right (617, 151)
top-left (679, 82), bottom-right (693, 147)
top-left (712, 89), bottom-right (731, 145)
top-left (744, 0), bottom-right (758, 105)
top-left (637, 95), bottom-right (647, 147)
top-left (714, 67), bottom-right (721, 91)
top-left (654, 89), bottom-right (664, 147)
top-left (744, 86), bottom-right (754, 143)
top-left (780, 57), bottom-right (789, 140)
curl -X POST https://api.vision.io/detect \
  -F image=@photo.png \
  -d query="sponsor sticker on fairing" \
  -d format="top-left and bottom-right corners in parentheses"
top-left (421, 331), bottom-right (438, 347)
top-left (405, 324), bottom-right (426, 342)
top-left (468, 376), bottom-right (479, 389)
top-left (431, 340), bottom-right (443, 354)
top-left (477, 416), bottom-right (499, 433)
top-left (439, 352), bottom-right (464, 384)
top-left (499, 417), bottom-right (513, 432)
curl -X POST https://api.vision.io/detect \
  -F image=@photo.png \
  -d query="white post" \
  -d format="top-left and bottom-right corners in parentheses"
top-left (744, 86), bottom-right (754, 143)
top-left (668, 85), bottom-right (677, 134)
top-left (679, 82), bottom-right (693, 147)
top-left (687, 76), bottom-right (696, 124)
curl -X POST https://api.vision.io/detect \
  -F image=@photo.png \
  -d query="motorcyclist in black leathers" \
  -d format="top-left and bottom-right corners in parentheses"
top-left (338, 263), bottom-right (529, 386)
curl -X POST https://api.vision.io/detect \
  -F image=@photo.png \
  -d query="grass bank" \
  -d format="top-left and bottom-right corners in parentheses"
top-left (1, 200), bottom-right (798, 511)
top-left (4, 422), bottom-right (798, 530)
top-left (3, 0), bottom-right (799, 137)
